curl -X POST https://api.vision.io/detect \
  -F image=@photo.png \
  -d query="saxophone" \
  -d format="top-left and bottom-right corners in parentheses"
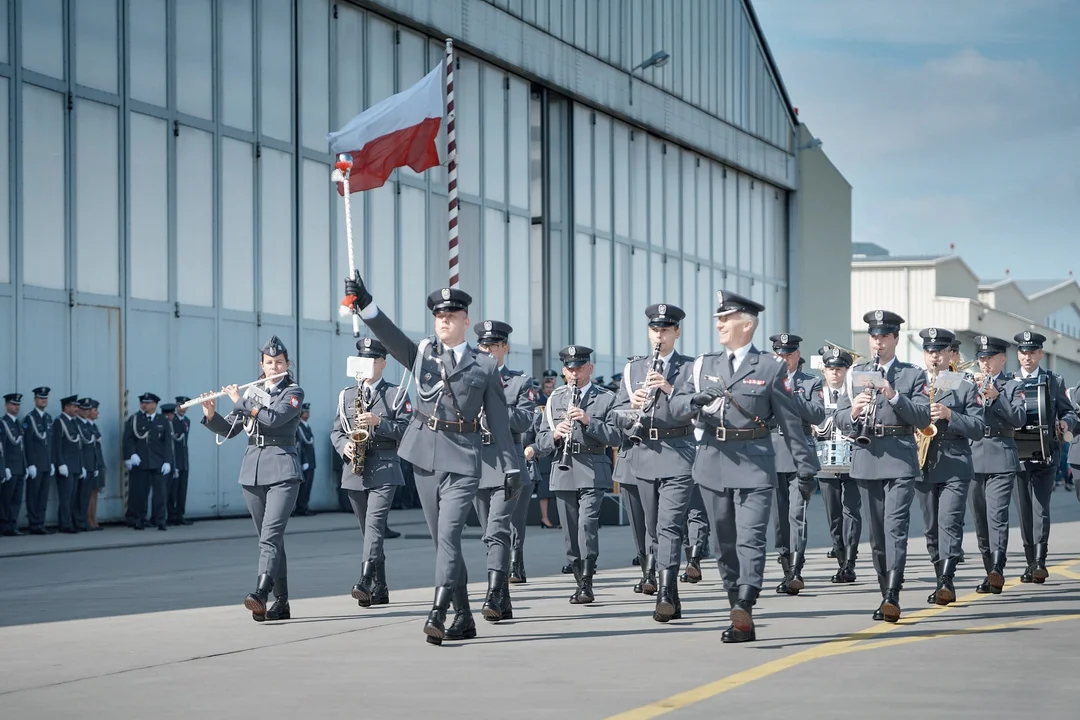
top-left (350, 384), bottom-right (372, 474)
top-left (917, 368), bottom-right (940, 469)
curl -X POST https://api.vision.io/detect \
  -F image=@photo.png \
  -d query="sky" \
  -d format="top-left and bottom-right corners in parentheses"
top-left (752, 0), bottom-right (1080, 281)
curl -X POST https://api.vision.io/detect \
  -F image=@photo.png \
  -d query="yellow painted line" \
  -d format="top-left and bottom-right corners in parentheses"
top-left (1054, 568), bottom-right (1080, 581)
top-left (606, 557), bottom-right (1080, 720)
top-left (844, 614), bottom-right (1080, 655)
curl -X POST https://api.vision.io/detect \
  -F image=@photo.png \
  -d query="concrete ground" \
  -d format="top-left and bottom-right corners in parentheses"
top-left (3, 489), bottom-right (1080, 719)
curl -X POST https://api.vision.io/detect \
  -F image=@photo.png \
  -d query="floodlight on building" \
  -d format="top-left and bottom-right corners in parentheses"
top-left (798, 138), bottom-right (823, 151)
top-left (629, 50), bottom-right (671, 105)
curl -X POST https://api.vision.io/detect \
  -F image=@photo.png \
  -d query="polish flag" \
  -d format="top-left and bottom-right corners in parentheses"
top-left (327, 63), bottom-right (444, 193)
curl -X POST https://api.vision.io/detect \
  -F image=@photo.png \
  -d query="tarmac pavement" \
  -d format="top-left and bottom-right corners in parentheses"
top-left (2, 490), bottom-right (1079, 718)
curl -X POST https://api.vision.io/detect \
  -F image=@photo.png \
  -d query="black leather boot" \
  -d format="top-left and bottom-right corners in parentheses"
top-left (574, 558), bottom-right (596, 604)
top-left (833, 545), bottom-right (857, 583)
top-left (481, 570), bottom-right (508, 622)
top-left (501, 573), bottom-right (514, 619)
top-left (722, 585), bottom-right (758, 643)
top-left (935, 558), bottom-right (958, 605)
top-left (561, 562), bottom-right (574, 574)
top-left (423, 587), bottom-right (454, 645)
top-left (872, 574), bottom-right (886, 621)
top-left (787, 551), bottom-right (806, 593)
top-left (371, 560), bottom-right (390, 605)
top-left (682, 544), bottom-right (703, 584)
top-left (1033, 543), bottom-right (1049, 583)
top-left (642, 554), bottom-right (658, 595)
top-left (351, 561), bottom-right (377, 607)
top-left (827, 547), bottom-right (838, 559)
top-left (509, 550), bottom-right (526, 584)
top-left (880, 570), bottom-right (903, 623)
top-left (1020, 545), bottom-right (1035, 583)
top-left (653, 568), bottom-right (679, 623)
top-left (988, 550), bottom-right (1007, 593)
top-left (265, 577), bottom-right (291, 620)
top-left (775, 553), bottom-right (792, 594)
top-left (445, 585), bottom-right (477, 641)
top-left (928, 559), bottom-right (942, 604)
top-left (976, 552), bottom-right (994, 594)
top-left (245, 574), bottom-right (274, 619)
top-left (727, 589), bottom-right (738, 608)
top-left (569, 559), bottom-right (584, 604)
top-left (633, 554), bottom-right (647, 593)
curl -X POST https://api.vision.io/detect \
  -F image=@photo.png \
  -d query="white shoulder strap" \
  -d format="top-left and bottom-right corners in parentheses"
top-left (621, 361), bottom-right (633, 396)
top-left (544, 387), bottom-right (562, 432)
top-left (337, 388), bottom-right (350, 432)
top-left (693, 355), bottom-right (704, 392)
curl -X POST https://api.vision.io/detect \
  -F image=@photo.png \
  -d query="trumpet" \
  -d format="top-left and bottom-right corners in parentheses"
top-left (180, 372), bottom-right (289, 410)
top-left (853, 354), bottom-right (882, 446)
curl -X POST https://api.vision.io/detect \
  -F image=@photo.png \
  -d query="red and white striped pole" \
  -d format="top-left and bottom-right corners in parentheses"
top-left (445, 38), bottom-right (459, 289)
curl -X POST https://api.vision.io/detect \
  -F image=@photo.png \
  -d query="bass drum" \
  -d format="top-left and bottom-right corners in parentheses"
top-left (816, 438), bottom-right (853, 475)
top-left (1015, 378), bottom-right (1054, 464)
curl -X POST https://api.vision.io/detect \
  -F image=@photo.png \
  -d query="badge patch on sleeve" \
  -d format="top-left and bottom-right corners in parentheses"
top-left (289, 396), bottom-right (300, 408)
top-left (404, 400), bottom-right (413, 413)
top-left (974, 393), bottom-right (983, 408)
top-left (922, 384), bottom-right (930, 396)
top-left (527, 388), bottom-right (538, 402)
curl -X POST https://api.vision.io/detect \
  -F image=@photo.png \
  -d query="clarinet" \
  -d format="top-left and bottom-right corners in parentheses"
top-left (629, 342), bottom-right (664, 444)
top-left (557, 379), bottom-right (581, 472)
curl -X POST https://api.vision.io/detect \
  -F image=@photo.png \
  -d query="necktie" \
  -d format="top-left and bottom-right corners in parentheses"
top-left (445, 347), bottom-right (457, 369)
top-left (830, 389), bottom-right (838, 403)
top-left (727, 353), bottom-right (736, 378)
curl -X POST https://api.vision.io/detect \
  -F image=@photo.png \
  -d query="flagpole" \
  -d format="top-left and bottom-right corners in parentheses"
top-left (445, 38), bottom-right (459, 289)
top-left (335, 153), bottom-right (362, 337)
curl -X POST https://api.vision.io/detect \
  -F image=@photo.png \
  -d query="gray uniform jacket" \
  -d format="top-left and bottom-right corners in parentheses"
top-left (1017, 368), bottom-right (1078, 466)
top-left (669, 347), bottom-right (819, 491)
top-left (833, 359), bottom-right (932, 481)
top-left (479, 368), bottom-right (534, 489)
top-left (296, 422), bottom-right (317, 469)
top-left (22, 409), bottom-right (53, 475)
top-left (612, 352), bottom-right (697, 480)
top-left (972, 374), bottom-right (1026, 474)
top-left (77, 419), bottom-right (97, 478)
top-left (535, 383), bottom-right (621, 491)
top-left (172, 415), bottom-right (190, 472)
top-left (52, 414), bottom-right (85, 476)
top-left (332, 380), bottom-right (411, 491)
top-left (202, 379), bottom-right (304, 486)
top-left (362, 310), bottom-right (517, 477)
top-left (2, 414), bottom-right (26, 475)
top-left (921, 381), bottom-right (985, 483)
top-left (123, 412), bottom-right (174, 471)
top-left (771, 369), bottom-right (826, 474)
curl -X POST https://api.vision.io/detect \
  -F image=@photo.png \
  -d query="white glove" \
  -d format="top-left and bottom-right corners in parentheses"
top-left (50, 463), bottom-right (55, 475)
top-left (27, 465), bottom-right (37, 480)
top-left (124, 460), bottom-right (132, 471)
top-left (161, 463), bottom-right (171, 475)
top-left (59, 464), bottom-right (69, 478)
top-left (94, 470), bottom-right (99, 478)
top-left (129, 453), bottom-right (142, 467)
top-left (3, 468), bottom-right (10, 482)
top-left (302, 463), bottom-right (309, 471)
top-left (173, 469), bottom-right (180, 479)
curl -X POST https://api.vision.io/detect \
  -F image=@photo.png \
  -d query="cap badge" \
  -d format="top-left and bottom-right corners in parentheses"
top-left (363, 338), bottom-right (371, 347)
top-left (658, 304), bottom-right (667, 315)
top-left (716, 291), bottom-right (725, 306)
top-left (978, 336), bottom-right (987, 345)
top-left (568, 346), bottom-right (577, 357)
top-left (831, 348), bottom-right (840, 358)
top-left (441, 288), bottom-right (451, 300)
top-left (1024, 331), bottom-right (1031, 341)
top-left (928, 328), bottom-right (938, 339)
top-left (874, 310), bottom-right (884, 322)
top-left (484, 320), bottom-right (492, 331)
top-left (781, 333), bottom-right (789, 344)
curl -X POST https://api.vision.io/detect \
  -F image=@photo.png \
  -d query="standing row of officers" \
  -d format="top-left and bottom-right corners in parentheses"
top-left (333, 269), bottom-right (1079, 646)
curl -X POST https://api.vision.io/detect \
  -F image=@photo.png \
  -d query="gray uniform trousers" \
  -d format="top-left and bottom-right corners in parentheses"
top-left (242, 480), bottom-right (301, 585)
top-left (556, 488), bottom-right (604, 563)
top-left (474, 485), bottom-right (520, 572)
top-left (637, 475), bottom-right (695, 570)
top-left (509, 478), bottom-right (534, 553)
top-left (772, 472), bottom-right (809, 555)
top-left (860, 478), bottom-right (916, 581)
top-left (54, 473), bottom-right (75, 531)
top-left (414, 468), bottom-right (480, 591)
top-left (1015, 463), bottom-right (1055, 547)
top-left (916, 478), bottom-right (971, 562)
top-left (621, 483), bottom-right (648, 557)
top-left (683, 483), bottom-right (709, 549)
top-left (347, 485), bottom-right (396, 563)
top-left (702, 486), bottom-right (772, 591)
top-left (818, 474), bottom-right (862, 550)
top-left (0, 475), bottom-right (25, 532)
top-left (970, 473), bottom-right (1013, 556)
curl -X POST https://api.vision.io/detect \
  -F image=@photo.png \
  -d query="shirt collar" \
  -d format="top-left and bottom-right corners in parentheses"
top-left (6, 412), bottom-right (17, 421)
top-left (1021, 367), bottom-right (1040, 379)
top-left (447, 340), bottom-right (469, 359)
top-left (725, 342), bottom-right (753, 365)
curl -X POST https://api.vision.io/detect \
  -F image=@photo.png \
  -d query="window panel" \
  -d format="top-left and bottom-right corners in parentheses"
top-left (369, 183), bottom-right (396, 317)
top-left (764, 187), bottom-right (775, 280)
top-left (483, 68), bottom-right (506, 204)
top-left (751, 280), bottom-right (765, 344)
top-left (509, 214), bottom-right (531, 346)
top-left (367, 17), bottom-right (394, 106)
top-left (573, 233), bottom-right (593, 343)
top-left (663, 146), bottom-right (679, 250)
top-left (0, 0), bottom-right (7, 63)
top-left (751, 179), bottom-right (764, 277)
top-left (597, 0), bottom-right (609, 62)
top-left (176, 0), bottom-right (213, 119)
top-left (222, 138), bottom-right (255, 310)
top-left (508, 77), bottom-right (530, 211)
top-left (725, 0), bottom-right (734, 121)
top-left (681, 151), bottom-right (696, 257)
top-left (665, 256), bottom-right (680, 306)
top-left (0, 79), bottom-right (8, 283)
top-left (610, 0), bottom-right (622, 67)
top-left (75, 0), bottom-right (118, 93)
top-left (528, 221), bottom-right (543, 347)
top-left (222, 0), bottom-right (254, 131)
top-left (173, 128), bottom-right (215, 307)
top-left (259, 148), bottom-right (293, 315)
top-left (699, 266), bottom-right (714, 353)
top-left (129, 0), bottom-right (166, 106)
top-left (647, 137), bottom-right (662, 245)
top-left (631, 247), bottom-right (648, 340)
top-left (774, 190), bottom-right (788, 279)
top-left (483, 208), bottom-right (507, 320)
top-left (630, 0), bottom-right (642, 74)
top-left (681, 261), bottom-right (696, 353)
top-left (574, 0), bottom-right (586, 49)
top-left (573, 104), bottom-right (592, 228)
top-left (428, 190), bottom-right (448, 292)
top-left (129, 113), bottom-right (168, 300)
top-left (630, 132), bottom-right (647, 243)
top-left (399, 186), bottom-right (428, 331)
top-left (613, 241), bottom-right (628, 359)
top-left (649, 250), bottom-right (664, 300)
top-left (712, 164), bottom-right (725, 267)
top-left (301, 0), bottom-right (330, 151)
top-left (712, 267), bottom-right (725, 352)
top-left (595, 237), bottom-right (613, 356)
top-left (334, 4), bottom-right (363, 128)
top-left (593, 115), bottom-right (612, 234)
top-left (75, 100), bottom-right (119, 296)
top-left (456, 57), bottom-right (481, 196)
top-left (613, 122), bottom-right (629, 238)
top-left (301, 160), bottom-right (331, 320)
top-left (585, 0), bottom-right (598, 55)
top-left (457, 201), bottom-right (481, 301)
top-left (735, 173), bottom-right (748, 272)
top-left (397, 30), bottom-right (427, 181)
top-left (21, 0), bottom-right (63, 79)
top-left (697, 160), bottom-right (711, 263)
top-left (260, 0), bottom-right (293, 142)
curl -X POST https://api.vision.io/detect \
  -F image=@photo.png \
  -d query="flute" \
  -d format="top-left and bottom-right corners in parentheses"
top-left (180, 372), bottom-right (289, 410)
